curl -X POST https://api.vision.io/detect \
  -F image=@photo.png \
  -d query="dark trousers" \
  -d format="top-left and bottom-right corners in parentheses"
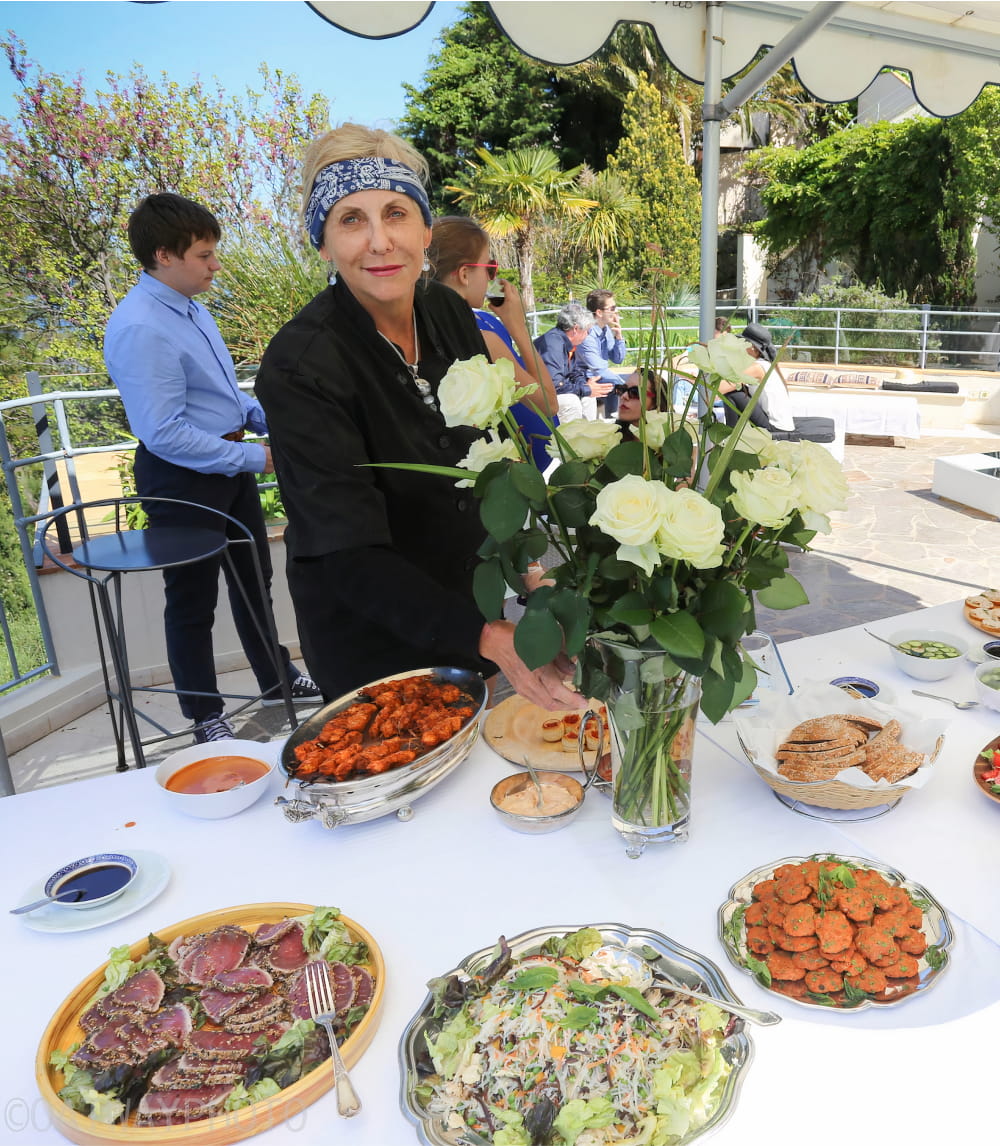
top-left (134, 445), bottom-right (293, 722)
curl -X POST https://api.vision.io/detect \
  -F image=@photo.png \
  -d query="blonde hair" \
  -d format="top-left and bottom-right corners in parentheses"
top-left (301, 124), bottom-right (430, 220)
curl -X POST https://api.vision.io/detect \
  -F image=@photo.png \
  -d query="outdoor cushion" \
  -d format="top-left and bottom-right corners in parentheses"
top-left (784, 369), bottom-right (883, 389)
top-left (881, 379), bottom-right (959, 394)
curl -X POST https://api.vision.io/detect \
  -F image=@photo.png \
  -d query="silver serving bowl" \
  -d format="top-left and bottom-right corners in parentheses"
top-left (276, 667), bottom-right (487, 829)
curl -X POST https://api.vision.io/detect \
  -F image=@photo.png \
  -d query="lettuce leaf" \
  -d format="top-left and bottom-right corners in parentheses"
top-left (223, 1077), bottom-right (282, 1112)
top-left (426, 1009), bottom-right (479, 1078)
top-left (553, 1096), bottom-right (616, 1144)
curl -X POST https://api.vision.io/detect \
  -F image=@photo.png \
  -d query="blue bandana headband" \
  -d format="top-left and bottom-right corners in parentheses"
top-left (305, 157), bottom-right (432, 250)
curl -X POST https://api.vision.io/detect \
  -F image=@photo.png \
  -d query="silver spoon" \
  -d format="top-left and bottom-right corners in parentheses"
top-left (10, 887), bottom-right (87, 914)
top-left (864, 628), bottom-right (906, 652)
top-left (521, 755), bottom-right (544, 809)
top-left (911, 689), bottom-right (980, 710)
top-left (594, 944), bottom-right (782, 1027)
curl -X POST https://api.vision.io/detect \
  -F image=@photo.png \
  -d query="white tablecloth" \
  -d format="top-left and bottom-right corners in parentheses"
top-left (790, 390), bottom-right (921, 438)
top-left (2, 599), bottom-right (997, 1145)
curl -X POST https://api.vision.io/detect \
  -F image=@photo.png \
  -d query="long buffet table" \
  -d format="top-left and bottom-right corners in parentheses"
top-left (2, 598), bottom-right (998, 1146)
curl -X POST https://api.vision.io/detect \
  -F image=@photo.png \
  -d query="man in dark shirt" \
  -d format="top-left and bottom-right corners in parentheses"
top-left (533, 302), bottom-right (609, 423)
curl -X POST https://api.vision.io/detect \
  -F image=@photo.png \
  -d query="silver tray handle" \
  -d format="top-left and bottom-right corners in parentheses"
top-left (274, 796), bottom-right (320, 824)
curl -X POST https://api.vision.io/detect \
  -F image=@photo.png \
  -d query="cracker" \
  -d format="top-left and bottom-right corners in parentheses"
top-left (863, 747), bottom-right (923, 784)
top-left (778, 750), bottom-right (866, 782)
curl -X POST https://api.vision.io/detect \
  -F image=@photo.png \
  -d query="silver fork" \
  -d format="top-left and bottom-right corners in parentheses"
top-left (304, 959), bottom-right (361, 1117)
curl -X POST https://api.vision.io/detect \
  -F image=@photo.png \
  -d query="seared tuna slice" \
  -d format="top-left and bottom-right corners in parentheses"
top-left (111, 968), bottom-right (166, 1012)
top-left (223, 993), bottom-right (285, 1033)
top-left (177, 925), bottom-right (251, 985)
top-left (135, 1084), bottom-right (234, 1125)
top-left (199, 986), bottom-right (258, 1024)
top-left (253, 918), bottom-right (298, 945)
top-left (150, 1055), bottom-right (246, 1090)
top-left (330, 962), bottom-right (357, 1013)
top-left (286, 968), bottom-right (310, 1021)
top-left (350, 965), bottom-right (374, 1009)
top-left (265, 923), bottom-right (309, 974)
top-left (142, 1003), bottom-right (193, 1047)
top-left (185, 1029), bottom-right (261, 1061)
top-left (212, 966), bottom-right (273, 993)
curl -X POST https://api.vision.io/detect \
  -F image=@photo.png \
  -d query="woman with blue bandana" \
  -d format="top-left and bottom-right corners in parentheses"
top-left (255, 125), bottom-right (580, 712)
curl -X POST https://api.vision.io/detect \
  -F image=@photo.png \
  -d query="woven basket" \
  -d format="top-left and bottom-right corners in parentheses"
top-left (736, 730), bottom-right (943, 811)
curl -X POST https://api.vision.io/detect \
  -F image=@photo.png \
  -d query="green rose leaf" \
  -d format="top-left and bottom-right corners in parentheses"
top-left (700, 668), bottom-right (737, 723)
top-left (509, 460), bottom-right (548, 507)
top-left (473, 557), bottom-right (506, 622)
top-left (597, 555), bottom-right (634, 581)
top-left (661, 428), bottom-right (694, 478)
top-left (603, 440), bottom-right (645, 477)
top-left (548, 460), bottom-right (591, 487)
top-left (548, 588), bottom-right (591, 656)
top-left (514, 608), bottom-right (564, 669)
top-left (650, 572), bottom-right (679, 612)
top-left (481, 470), bottom-right (530, 542)
top-left (649, 611), bottom-right (705, 660)
top-left (473, 458), bottom-right (512, 497)
top-left (609, 591), bottom-right (654, 626)
top-left (756, 573), bottom-right (809, 610)
top-left (698, 580), bottom-right (752, 643)
top-left (551, 485), bottom-right (594, 527)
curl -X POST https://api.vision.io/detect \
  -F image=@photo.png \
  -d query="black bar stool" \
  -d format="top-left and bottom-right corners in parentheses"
top-left (35, 497), bottom-right (297, 771)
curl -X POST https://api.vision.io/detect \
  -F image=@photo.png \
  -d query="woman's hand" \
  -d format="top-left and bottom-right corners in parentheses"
top-left (479, 619), bottom-right (583, 712)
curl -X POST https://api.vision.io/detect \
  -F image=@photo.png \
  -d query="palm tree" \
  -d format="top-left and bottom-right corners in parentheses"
top-left (570, 167), bottom-right (640, 282)
top-left (446, 147), bottom-right (595, 311)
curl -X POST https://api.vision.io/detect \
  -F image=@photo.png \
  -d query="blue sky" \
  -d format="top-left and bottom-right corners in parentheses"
top-left (0, 1), bottom-right (460, 127)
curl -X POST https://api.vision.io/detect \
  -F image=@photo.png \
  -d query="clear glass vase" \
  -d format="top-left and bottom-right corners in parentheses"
top-left (589, 637), bottom-right (701, 858)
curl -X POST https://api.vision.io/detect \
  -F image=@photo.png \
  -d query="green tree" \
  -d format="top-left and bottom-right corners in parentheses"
top-left (446, 147), bottom-right (595, 311)
top-left (570, 168), bottom-right (640, 282)
top-left (749, 116), bottom-right (980, 306)
top-left (0, 35), bottom-right (329, 375)
top-left (399, 2), bottom-right (625, 201)
top-left (607, 77), bottom-right (702, 286)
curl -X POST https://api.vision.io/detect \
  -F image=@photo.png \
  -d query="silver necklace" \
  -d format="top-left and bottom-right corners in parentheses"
top-left (378, 315), bottom-right (436, 407)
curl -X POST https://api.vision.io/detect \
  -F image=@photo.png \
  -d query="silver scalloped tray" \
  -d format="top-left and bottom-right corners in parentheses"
top-left (718, 853), bottom-right (953, 1011)
top-left (276, 666), bottom-right (486, 829)
top-left (398, 921), bottom-right (755, 1146)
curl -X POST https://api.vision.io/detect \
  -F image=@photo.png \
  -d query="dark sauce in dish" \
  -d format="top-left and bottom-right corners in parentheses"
top-left (56, 863), bottom-right (132, 902)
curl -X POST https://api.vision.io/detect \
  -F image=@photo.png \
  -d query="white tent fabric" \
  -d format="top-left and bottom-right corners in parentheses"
top-left (310, 1), bottom-right (1000, 117)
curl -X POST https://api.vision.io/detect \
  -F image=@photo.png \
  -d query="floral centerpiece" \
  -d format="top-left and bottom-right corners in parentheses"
top-left (385, 328), bottom-right (848, 854)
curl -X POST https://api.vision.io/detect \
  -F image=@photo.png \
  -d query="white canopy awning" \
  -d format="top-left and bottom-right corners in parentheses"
top-left (310, 1), bottom-right (1000, 117)
top-left (307, 1), bottom-right (1000, 337)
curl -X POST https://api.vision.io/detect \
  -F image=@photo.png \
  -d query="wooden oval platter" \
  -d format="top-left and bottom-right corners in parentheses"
top-left (974, 735), bottom-right (1000, 807)
top-left (963, 588), bottom-right (1000, 635)
top-left (483, 694), bottom-right (607, 772)
top-left (35, 902), bottom-right (384, 1146)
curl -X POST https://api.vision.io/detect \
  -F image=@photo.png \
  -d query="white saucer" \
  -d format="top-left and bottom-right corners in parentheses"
top-left (19, 849), bottom-right (170, 934)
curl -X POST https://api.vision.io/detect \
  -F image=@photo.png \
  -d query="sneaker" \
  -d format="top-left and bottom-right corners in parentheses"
top-left (193, 714), bottom-right (236, 744)
top-left (261, 672), bottom-right (323, 707)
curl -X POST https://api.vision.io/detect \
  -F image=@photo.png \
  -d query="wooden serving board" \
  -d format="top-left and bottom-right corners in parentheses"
top-left (483, 694), bottom-right (606, 773)
top-left (35, 902), bottom-right (384, 1146)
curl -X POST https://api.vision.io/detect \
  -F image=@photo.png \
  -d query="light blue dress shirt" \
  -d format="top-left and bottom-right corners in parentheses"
top-left (104, 272), bottom-right (267, 476)
top-left (577, 323), bottom-right (627, 384)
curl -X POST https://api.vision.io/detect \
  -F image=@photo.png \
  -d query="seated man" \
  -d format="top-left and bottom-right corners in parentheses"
top-left (578, 289), bottom-right (626, 419)
top-left (533, 302), bottom-right (607, 423)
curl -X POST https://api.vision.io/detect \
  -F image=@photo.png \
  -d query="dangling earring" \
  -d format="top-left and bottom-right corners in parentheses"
top-left (422, 250), bottom-right (431, 273)
top-left (327, 266), bottom-right (338, 286)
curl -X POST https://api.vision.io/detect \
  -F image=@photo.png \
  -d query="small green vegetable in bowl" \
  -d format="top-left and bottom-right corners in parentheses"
top-left (978, 665), bottom-right (1000, 690)
top-left (897, 639), bottom-right (961, 660)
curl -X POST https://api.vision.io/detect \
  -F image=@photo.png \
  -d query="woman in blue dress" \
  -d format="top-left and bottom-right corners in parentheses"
top-left (430, 216), bottom-right (557, 470)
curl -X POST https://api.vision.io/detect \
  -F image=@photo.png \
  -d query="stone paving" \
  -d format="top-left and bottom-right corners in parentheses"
top-left (10, 429), bottom-right (1000, 792)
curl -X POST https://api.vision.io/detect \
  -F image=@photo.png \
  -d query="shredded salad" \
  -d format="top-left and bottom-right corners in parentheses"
top-left (418, 928), bottom-right (734, 1146)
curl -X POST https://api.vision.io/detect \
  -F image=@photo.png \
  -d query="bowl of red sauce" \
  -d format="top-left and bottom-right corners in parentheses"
top-left (155, 740), bottom-right (276, 819)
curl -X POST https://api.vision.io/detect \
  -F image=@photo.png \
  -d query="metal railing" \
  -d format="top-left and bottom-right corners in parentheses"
top-left (527, 302), bottom-right (1000, 370)
top-left (0, 375), bottom-right (272, 697)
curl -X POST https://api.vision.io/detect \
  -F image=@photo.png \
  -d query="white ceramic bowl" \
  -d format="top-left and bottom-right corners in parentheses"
top-left (975, 661), bottom-right (1000, 711)
top-left (887, 629), bottom-right (968, 681)
top-left (43, 852), bottom-right (138, 910)
top-left (155, 740), bottom-right (276, 819)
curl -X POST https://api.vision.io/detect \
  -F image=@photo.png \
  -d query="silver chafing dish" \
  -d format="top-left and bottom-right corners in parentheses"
top-left (275, 666), bottom-right (487, 829)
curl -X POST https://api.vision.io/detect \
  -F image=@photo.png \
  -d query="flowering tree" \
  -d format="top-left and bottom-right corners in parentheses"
top-left (0, 35), bottom-right (329, 370)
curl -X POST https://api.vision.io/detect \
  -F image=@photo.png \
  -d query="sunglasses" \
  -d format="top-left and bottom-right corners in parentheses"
top-left (462, 261), bottom-right (498, 280)
top-left (613, 384), bottom-right (642, 399)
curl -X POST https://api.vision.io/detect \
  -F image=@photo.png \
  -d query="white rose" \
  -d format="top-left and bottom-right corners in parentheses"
top-left (437, 355), bottom-right (517, 429)
top-left (758, 437), bottom-right (848, 521)
top-left (639, 410), bottom-right (673, 449)
top-left (655, 488), bottom-right (726, 569)
top-left (549, 418), bottom-right (621, 461)
top-left (685, 332), bottom-right (756, 384)
top-left (589, 474), bottom-right (671, 575)
top-left (454, 432), bottom-right (522, 487)
top-left (730, 422), bottom-right (773, 455)
top-left (729, 467), bottom-right (797, 528)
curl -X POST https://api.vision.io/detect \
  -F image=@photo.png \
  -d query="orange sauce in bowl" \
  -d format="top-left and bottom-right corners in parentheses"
top-left (165, 756), bottom-right (270, 794)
